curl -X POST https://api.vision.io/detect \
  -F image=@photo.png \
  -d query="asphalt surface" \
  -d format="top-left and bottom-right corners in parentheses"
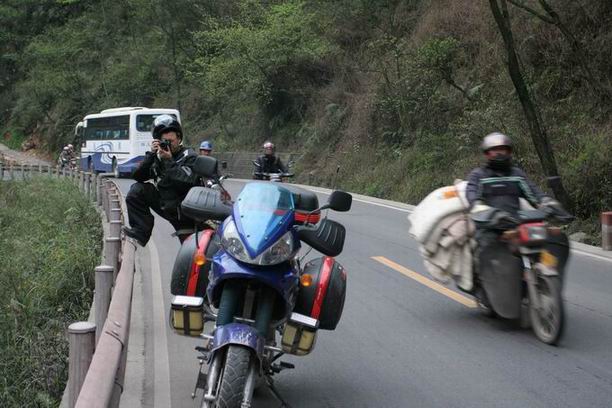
top-left (117, 179), bottom-right (612, 408)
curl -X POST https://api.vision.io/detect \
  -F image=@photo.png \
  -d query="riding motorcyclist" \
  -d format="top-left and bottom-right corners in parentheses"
top-left (123, 115), bottom-right (201, 246)
top-left (58, 146), bottom-right (72, 168)
top-left (466, 132), bottom-right (563, 307)
top-left (199, 140), bottom-right (213, 156)
top-left (253, 141), bottom-right (287, 180)
top-left (465, 132), bottom-right (561, 215)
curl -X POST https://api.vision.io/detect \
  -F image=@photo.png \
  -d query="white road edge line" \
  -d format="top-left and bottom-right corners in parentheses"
top-left (305, 186), bottom-right (413, 213)
top-left (149, 240), bottom-right (172, 408)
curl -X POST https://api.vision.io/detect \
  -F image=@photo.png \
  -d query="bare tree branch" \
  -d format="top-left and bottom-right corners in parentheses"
top-left (506, 0), bottom-right (554, 23)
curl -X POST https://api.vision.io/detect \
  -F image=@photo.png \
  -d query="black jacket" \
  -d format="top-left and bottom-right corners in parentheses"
top-left (466, 165), bottom-right (547, 216)
top-left (254, 154), bottom-right (287, 175)
top-left (132, 146), bottom-right (199, 211)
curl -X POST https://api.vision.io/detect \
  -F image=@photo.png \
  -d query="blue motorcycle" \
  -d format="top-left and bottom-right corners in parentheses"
top-left (169, 157), bottom-right (352, 408)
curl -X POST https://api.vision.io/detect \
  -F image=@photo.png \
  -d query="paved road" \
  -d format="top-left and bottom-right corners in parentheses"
top-left (118, 179), bottom-right (612, 408)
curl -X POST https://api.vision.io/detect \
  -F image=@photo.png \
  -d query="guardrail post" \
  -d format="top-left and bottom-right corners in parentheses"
top-left (39, 163), bottom-right (43, 174)
top-left (22, 164), bottom-right (28, 179)
top-left (0, 159), bottom-right (4, 180)
top-left (603, 212), bottom-right (612, 251)
top-left (102, 181), bottom-right (110, 218)
top-left (91, 173), bottom-right (97, 203)
top-left (105, 184), bottom-right (115, 221)
top-left (9, 162), bottom-right (14, 180)
top-left (97, 175), bottom-right (103, 206)
top-left (94, 265), bottom-right (114, 344)
top-left (110, 202), bottom-right (123, 239)
top-left (68, 321), bottom-right (96, 408)
top-left (104, 237), bottom-right (122, 281)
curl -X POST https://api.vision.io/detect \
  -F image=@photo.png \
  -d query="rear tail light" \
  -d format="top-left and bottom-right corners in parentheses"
top-left (518, 222), bottom-right (547, 245)
top-left (295, 211), bottom-right (320, 224)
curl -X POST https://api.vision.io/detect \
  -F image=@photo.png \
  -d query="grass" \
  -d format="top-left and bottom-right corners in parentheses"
top-left (1, 127), bottom-right (27, 151)
top-left (0, 176), bottom-right (102, 407)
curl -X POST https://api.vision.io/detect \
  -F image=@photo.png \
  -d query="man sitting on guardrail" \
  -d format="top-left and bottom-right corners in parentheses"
top-left (123, 115), bottom-right (199, 246)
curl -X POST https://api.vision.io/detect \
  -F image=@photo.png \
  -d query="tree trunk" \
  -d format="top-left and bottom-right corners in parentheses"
top-left (489, 0), bottom-right (573, 210)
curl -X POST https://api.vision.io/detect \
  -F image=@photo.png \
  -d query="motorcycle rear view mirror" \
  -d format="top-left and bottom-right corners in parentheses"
top-left (193, 156), bottom-right (218, 178)
top-left (221, 161), bottom-right (228, 170)
top-left (320, 190), bottom-right (352, 212)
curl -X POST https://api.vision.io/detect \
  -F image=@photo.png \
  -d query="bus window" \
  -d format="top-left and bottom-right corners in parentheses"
top-left (84, 115), bottom-right (130, 140)
top-left (136, 114), bottom-right (178, 132)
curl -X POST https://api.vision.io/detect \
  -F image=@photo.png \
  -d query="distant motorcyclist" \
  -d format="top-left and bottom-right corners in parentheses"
top-left (253, 141), bottom-right (287, 180)
top-left (466, 132), bottom-right (562, 307)
top-left (465, 132), bottom-right (558, 215)
top-left (123, 115), bottom-right (201, 246)
top-left (58, 146), bottom-right (73, 168)
top-left (199, 140), bottom-right (213, 156)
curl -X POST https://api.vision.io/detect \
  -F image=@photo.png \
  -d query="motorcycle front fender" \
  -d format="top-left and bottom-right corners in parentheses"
top-left (211, 323), bottom-right (265, 359)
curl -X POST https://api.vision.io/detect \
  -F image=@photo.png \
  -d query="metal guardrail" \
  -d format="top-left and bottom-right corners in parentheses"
top-left (0, 152), bottom-right (135, 407)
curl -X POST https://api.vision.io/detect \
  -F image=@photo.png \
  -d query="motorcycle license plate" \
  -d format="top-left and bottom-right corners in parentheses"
top-left (540, 250), bottom-right (558, 268)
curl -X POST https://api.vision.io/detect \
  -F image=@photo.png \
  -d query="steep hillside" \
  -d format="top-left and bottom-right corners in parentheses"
top-left (1, 0), bottom-right (610, 239)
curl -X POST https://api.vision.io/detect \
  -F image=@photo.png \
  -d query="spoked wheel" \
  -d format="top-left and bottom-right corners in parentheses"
top-left (530, 276), bottom-right (564, 345)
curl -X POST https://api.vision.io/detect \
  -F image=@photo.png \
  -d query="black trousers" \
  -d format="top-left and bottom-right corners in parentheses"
top-left (125, 182), bottom-right (192, 245)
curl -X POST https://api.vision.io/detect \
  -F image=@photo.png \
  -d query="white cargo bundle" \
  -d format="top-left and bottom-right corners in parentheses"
top-left (409, 180), bottom-right (475, 292)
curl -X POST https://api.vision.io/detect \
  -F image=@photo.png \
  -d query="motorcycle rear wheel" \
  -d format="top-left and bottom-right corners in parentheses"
top-left (530, 276), bottom-right (564, 345)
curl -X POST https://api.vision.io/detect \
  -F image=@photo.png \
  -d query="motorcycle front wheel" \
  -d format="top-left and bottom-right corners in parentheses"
top-left (530, 275), bottom-right (564, 345)
top-left (215, 345), bottom-right (251, 408)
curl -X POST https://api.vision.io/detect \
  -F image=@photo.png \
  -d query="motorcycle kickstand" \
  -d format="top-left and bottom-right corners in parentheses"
top-left (191, 348), bottom-right (209, 399)
top-left (265, 376), bottom-right (292, 408)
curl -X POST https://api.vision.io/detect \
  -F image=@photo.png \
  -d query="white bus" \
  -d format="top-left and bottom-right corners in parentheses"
top-left (76, 107), bottom-right (181, 176)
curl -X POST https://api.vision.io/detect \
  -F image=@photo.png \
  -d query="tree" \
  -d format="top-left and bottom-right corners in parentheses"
top-left (507, 0), bottom-right (611, 101)
top-left (489, 0), bottom-right (572, 210)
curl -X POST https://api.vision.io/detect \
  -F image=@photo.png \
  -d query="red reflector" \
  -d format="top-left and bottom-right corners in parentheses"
top-left (295, 211), bottom-right (320, 224)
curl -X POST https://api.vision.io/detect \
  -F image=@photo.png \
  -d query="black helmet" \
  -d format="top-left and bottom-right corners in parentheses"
top-left (481, 132), bottom-right (512, 152)
top-left (152, 115), bottom-right (182, 140)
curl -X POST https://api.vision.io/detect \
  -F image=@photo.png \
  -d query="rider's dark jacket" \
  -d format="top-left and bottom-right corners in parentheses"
top-left (254, 154), bottom-right (287, 175)
top-left (466, 165), bottom-right (547, 216)
top-left (132, 146), bottom-right (199, 212)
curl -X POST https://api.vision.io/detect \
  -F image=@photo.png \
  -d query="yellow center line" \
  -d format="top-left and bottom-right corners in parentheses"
top-left (371, 256), bottom-right (477, 308)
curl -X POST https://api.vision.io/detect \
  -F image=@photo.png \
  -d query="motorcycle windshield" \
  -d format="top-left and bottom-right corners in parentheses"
top-left (234, 183), bottom-right (295, 258)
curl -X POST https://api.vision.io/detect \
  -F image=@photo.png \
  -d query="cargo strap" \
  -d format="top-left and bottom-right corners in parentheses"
top-left (186, 229), bottom-right (214, 296)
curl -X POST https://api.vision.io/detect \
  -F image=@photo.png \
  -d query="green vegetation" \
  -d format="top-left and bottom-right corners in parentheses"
top-left (1, 1), bottom-right (611, 237)
top-left (0, 177), bottom-right (102, 407)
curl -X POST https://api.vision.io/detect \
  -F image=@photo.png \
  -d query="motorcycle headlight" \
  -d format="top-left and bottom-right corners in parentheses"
top-left (221, 220), bottom-right (296, 265)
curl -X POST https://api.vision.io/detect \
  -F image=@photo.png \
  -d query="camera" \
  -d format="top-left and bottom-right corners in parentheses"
top-left (159, 139), bottom-right (171, 151)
